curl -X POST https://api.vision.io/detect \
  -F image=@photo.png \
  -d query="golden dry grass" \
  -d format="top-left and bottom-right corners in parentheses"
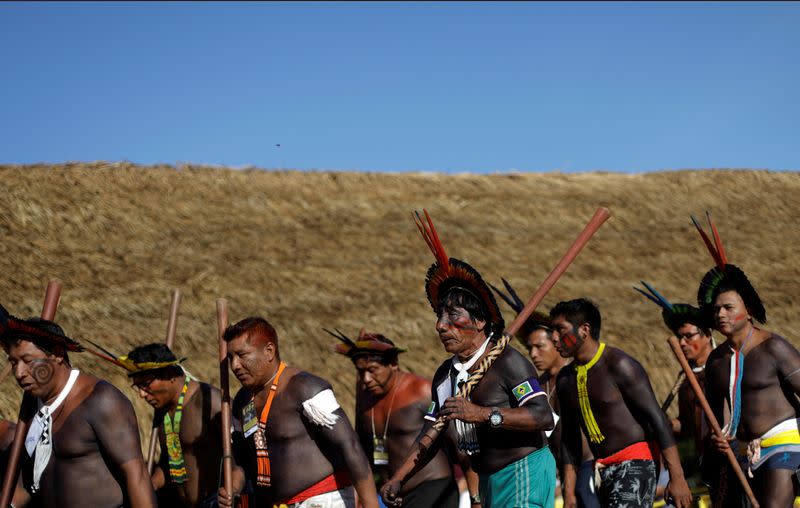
top-left (1, 163), bottom-right (799, 444)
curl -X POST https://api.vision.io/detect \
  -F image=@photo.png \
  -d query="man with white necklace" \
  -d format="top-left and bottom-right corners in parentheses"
top-left (0, 308), bottom-right (156, 508)
top-left (550, 298), bottom-right (692, 508)
top-left (382, 214), bottom-right (556, 508)
top-left (331, 329), bottom-right (464, 508)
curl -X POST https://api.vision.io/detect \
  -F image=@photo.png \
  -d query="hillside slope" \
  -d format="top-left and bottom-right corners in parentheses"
top-left (2, 163), bottom-right (798, 439)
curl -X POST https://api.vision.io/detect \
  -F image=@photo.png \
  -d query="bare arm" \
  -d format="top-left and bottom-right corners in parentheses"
top-left (612, 354), bottom-right (691, 508)
top-left (380, 419), bottom-right (446, 506)
top-left (89, 382), bottom-right (156, 508)
top-left (440, 395), bottom-right (553, 431)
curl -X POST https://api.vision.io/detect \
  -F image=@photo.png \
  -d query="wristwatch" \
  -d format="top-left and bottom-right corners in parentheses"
top-left (470, 492), bottom-right (481, 505)
top-left (488, 407), bottom-right (503, 428)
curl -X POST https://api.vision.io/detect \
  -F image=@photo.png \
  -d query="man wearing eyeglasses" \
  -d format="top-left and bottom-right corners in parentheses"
top-left (126, 343), bottom-right (245, 508)
top-left (668, 316), bottom-right (715, 460)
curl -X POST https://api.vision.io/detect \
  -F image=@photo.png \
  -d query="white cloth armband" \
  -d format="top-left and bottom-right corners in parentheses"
top-left (302, 388), bottom-right (341, 428)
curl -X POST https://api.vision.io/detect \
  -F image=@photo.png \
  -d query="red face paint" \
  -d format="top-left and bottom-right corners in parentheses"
top-left (732, 313), bottom-right (748, 323)
top-left (560, 333), bottom-right (577, 349)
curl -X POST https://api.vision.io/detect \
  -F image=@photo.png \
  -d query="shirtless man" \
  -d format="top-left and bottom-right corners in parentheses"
top-left (382, 218), bottom-right (555, 508)
top-left (332, 329), bottom-right (462, 507)
top-left (524, 313), bottom-right (600, 508)
top-left (550, 298), bottom-right (692, 508)
top-left (699, 264), bottom-right (800, 507)
top-left (492, 281), bottom-right (600, 508)
top-left (120, 343), bottom-right (245, 507)
top-left (220, 317), bottom-right (379, 508)
top-left (0, 311), bottom-right (156, 508)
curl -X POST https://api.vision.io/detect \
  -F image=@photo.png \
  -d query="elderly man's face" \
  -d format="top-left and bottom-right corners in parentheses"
top-left (435, 305), bottom-right (487, 358)
top-left (354, 357), bottom-right (398, 398)
top-left (6, 340), bottom-right (63, 400)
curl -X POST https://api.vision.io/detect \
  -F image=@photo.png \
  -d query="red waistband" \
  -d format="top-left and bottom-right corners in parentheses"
top-left (281, 471), bottom-right (351, 505)
top-left (596, 441), bottom-right (659, 466)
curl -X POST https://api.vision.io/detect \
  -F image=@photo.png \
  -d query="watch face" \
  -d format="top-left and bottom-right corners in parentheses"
top-left (490, 412), bottom-right (502, 426)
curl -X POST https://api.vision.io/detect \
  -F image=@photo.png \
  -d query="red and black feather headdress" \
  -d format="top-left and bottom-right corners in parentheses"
top-left (327, 328), bottom-right (406, 359)
top-left (0, 304), bottom-right (83, 352)
top-left (414, 210), bottom-right (504, 334)
top-left (692, 212), bottom-right (765, 324)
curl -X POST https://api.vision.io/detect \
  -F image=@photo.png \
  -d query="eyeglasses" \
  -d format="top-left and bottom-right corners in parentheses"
top-left (677, 331), bottom-right (702, 341)
top-left (131, 377), bottom-right (157, 392)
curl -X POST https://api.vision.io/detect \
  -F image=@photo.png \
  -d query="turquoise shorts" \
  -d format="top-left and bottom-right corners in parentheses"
top-left (478, 446), bottom-right (556, 508)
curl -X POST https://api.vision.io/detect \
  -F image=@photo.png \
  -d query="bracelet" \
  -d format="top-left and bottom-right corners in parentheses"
top-left (470, 493), bottom-right (481, 504)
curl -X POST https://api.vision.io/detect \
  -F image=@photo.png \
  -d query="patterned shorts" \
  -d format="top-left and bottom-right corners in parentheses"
top-left (597, 459), bottom-right (657, 508)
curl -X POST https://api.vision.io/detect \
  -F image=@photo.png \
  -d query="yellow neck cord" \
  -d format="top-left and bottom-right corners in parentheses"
top-left (576, 342), bottom-right (606, 444)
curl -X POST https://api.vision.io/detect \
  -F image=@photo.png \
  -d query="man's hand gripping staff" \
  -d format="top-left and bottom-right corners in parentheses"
top-left (381, 207), bottom-right (611, 506)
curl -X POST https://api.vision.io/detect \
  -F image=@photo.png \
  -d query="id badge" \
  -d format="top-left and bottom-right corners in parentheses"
top-left (373, 437), bottom-right (389, 466)
top-left (242, 400), bottom-right (259, 438)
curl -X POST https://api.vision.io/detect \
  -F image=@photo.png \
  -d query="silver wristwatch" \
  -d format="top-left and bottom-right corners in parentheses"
top-left (488, 406), bottom-right (503, 428)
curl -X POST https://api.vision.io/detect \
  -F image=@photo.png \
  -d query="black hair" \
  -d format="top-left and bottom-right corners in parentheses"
top-left (549, 298), bottom-right (602, 341)
top-left (127, 343), bottom-right (183, 379)
top-left (1, 318), bottom-right (70, 364)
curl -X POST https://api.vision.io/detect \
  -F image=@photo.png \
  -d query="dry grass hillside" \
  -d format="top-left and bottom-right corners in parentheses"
top-left (1, 163), bottom-right (799, 444)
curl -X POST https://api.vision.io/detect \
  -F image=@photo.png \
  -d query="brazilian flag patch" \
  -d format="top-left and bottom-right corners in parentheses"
top-left (513, 381), bottom-right (534, 402)
top-left (426, 401), bottom-right (436, 414)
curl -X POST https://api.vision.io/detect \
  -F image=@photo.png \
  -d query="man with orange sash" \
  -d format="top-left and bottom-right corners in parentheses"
top-left (550, 298), bottom-right (693, 508)
top-left (220, 317), bottom-right (379, 508)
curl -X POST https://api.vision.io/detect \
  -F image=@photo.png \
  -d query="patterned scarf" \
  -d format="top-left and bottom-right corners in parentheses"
top-left (576, 342), bottom-right (606, 444)
top-left (163, 378), bottom-right (189, 484)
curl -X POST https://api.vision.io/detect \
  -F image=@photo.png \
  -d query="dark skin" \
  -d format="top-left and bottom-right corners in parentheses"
top-left (524, 327), bottom-right (594, 469)
top-left (224, 330), bottom-right (379, 508)
top-left (131, 371), bottom-right (245, 507)
top-left (5, 339), bottom-right (156, 508)
top-left (669, 323), bottom-right (713, 453)
top-left (353, 358), bottom-right (456, 495)
top-left (381, 304), bottom-right (554, 506)
top-left (551, 315), bottom-right (692, 508)
top-left (705, 290), bottom-right (800, 508)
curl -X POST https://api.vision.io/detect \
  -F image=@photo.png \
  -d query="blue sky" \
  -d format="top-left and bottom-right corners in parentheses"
top-left (1, 2), bottom-right (797, 173)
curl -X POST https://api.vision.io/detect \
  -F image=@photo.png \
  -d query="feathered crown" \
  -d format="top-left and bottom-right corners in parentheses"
top-left (489, 277), bottom-right (551, 338)
top-left (633, 281), bottom-right (711, 334)
top-left (414, 210), bottom-right (504, 334)
top-left (0, 304), bottom-right (83, 352)
top-left (85, 340), bottom-right (186, 377)
top-left (692, 212), bottom-right (765, 324)
top-left (327, 328), bottom-right (406, 359)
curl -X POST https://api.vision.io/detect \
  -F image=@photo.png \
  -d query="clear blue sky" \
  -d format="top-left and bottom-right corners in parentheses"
top-left (1, 2), bottom-right (798, 173)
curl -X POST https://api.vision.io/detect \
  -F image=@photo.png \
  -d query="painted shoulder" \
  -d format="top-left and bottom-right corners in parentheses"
top-left (286, 370), bottom-right (334, 402)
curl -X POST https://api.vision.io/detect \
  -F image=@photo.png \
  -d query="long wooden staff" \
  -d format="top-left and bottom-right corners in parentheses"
top-left (666, 336), bottom-right (759, 508)
top-left (216, 299), bottom-right (233, 501)
top-left (146, 288), bottom-right (182, 474)
top-left (0, 278), bottom-right (63, 507)
top-left (418, 207), bottom-right (611, 450)
top-left (661, 371), bottom-right (686, 412)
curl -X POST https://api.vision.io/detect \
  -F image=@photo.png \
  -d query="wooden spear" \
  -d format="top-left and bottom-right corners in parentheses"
top-left (661, 371), bottom-right (686, 412)
top-left (418, 207), bottom-right (611, 450)
top-left (216, 299), bottom-right (233, 502)
top-left (146, 289), bottom-right (182, 474)
top-left (666, 335), bottom-right (759, 508)
top-left (0, 278), bottom-right (63, 507)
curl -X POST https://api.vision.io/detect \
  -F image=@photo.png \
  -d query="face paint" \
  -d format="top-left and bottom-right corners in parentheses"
top-left (31, 359), bottom-right (55, 385)
top-left (732, 313), bottom-right (748, 323)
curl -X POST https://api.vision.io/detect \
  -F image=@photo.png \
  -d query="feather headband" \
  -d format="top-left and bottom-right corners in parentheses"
top-left (633, 281), bottom-right (710, 334)
top-left (327, 328), bottom-right (406, 358)
top-left (414, 210), bottom-right (504, 333)
top-left (0, 304), bottom-right (83, 352)
top-left (692, 212), bottom-right (765, 324)
top-left (86, 339), bottom-right (186, 376)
